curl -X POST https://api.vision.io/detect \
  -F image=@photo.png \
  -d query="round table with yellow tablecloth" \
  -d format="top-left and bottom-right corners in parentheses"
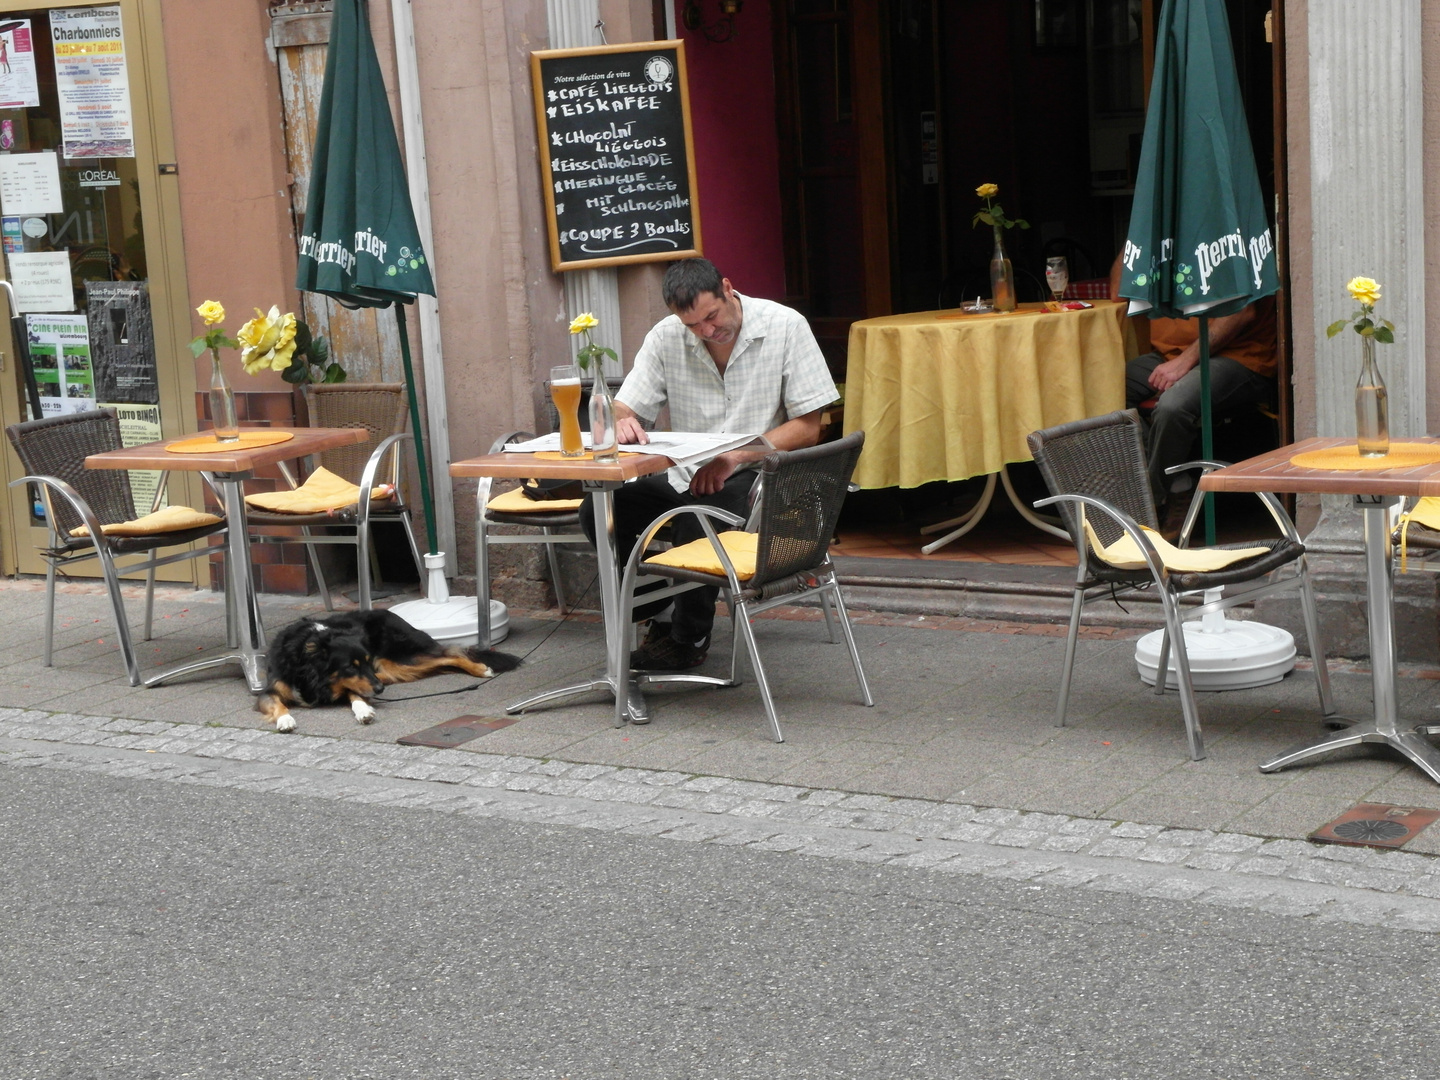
top-left (842, 300), bottom-right (1134, 550)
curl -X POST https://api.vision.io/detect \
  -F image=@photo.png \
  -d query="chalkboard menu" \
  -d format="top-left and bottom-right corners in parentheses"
top-left (531, 40), bottom-right (702, 272)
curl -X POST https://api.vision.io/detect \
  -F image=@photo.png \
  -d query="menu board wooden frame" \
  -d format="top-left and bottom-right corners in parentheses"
top-left (531, 40), bottom-right (702, 272)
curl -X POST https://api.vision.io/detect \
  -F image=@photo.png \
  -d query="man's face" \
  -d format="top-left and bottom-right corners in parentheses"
top-left (675, 280), bottom-right (742, 346)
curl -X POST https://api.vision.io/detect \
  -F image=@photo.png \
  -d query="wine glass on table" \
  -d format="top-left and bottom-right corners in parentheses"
top-left (1045, 256), bottom-right (1069, 308)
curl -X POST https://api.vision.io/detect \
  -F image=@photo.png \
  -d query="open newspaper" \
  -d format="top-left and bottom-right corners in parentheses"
top-left (500, 431), bottom-right (768, 468)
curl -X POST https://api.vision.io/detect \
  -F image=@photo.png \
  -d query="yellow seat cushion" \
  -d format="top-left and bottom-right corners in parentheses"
top-left (243, 466), bottom-right (391, 515)
top-left (1397, 496), bottom-right (1440, 571)
top-left (644, 531), bottom-right (758, 580)
top-left (1083, 520), bottom-right (1270, 573)
top-left (486, 486), bottom-right (584, 513)
top-left (69, 505), bottom-right (222, 538)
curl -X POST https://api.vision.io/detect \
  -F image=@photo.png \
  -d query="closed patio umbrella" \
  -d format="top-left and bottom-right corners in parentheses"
top-left (1116, 0), bottom-right (1277, 545)
top-left (296, 0), bottom-right (439, 559)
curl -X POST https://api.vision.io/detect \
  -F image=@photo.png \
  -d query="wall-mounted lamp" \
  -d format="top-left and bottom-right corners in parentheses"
top-left (682, 0), bottom-right (743, 43)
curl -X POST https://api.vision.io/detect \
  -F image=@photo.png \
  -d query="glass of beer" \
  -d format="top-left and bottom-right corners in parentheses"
top-left (550, 365), bottom-right (584, 457)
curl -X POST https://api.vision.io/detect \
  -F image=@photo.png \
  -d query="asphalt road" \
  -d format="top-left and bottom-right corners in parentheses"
top-left (1, 767), bottom-right (1436, 1080)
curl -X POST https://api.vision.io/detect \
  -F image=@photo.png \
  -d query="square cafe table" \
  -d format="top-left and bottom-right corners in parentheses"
top-left (1200, 436), bottom-right (1440, 782)
top-left (85, 426), bottom-right (370, 692)
top-left (450, 449), bottom-right (673, 723)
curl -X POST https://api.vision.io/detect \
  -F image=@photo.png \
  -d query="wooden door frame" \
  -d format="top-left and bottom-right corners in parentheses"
top-left (0, 0), bottom-right (201, 580)
top-left (772, 0), bottom-right (892, 328)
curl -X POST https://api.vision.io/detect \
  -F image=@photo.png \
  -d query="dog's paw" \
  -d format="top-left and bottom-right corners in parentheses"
top-left (351, 698), bottom-right (377, 725)
top-left (275, 712), bottom-right (297, 733)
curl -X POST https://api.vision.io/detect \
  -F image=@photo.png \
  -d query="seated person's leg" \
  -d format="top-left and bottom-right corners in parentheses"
top-left (1146, 356), bottom-right (1272, 507)
top-left (579, 473), bottom-right (688, 620)
top-left (1146, 369), bottom-right (1203, 506)
top-left (666, 470), bottom-right (757, 652)
top-left (1126, 353), bottom-right (1164, 408)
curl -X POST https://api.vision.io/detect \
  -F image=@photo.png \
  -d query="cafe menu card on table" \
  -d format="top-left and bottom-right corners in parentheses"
top-left (502, 431), bottom-right (765, 468)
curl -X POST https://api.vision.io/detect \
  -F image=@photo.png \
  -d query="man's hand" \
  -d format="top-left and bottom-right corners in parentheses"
top-left (689, 451), bottom-right (740, 496)
top-left (1149, 354), bottom-right (1198, 394)
top-left (616, 413), bottom-right (648, 445)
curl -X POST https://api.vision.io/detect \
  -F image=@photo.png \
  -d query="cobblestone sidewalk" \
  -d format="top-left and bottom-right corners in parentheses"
top-left (6, 707), bottom-right (1440, 934)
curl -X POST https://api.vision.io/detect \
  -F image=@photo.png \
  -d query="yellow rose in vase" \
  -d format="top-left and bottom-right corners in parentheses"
top-left (237, 305), bottom-right (299, 374)
top-left (975, 183), bottom-right (998, 198)
top-left (1346, 277), bottom-right (1382, 306)
top-left (196, 300), bottom-right (226, 326)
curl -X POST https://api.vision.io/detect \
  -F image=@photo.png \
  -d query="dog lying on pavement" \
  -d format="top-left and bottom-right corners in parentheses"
top-left (256, 609), bottom-right (521, 733)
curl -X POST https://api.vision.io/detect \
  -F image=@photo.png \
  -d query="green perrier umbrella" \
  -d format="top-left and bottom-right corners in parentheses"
top-left (296, 0), bottom-right (440, 557)
top-left (1117, 0), bottom-right (1277, 544)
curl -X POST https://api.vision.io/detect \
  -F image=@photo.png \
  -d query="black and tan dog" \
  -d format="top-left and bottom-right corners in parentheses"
top-left (257, 609), bottom-right (520, 733)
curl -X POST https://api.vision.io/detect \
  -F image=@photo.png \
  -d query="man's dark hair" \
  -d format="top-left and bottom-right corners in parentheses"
top-left (661, 258), bottom-right (724, 311)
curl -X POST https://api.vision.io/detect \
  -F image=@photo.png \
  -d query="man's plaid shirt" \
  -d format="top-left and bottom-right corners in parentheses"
top-left (616, 292), bottom-right (838, 490)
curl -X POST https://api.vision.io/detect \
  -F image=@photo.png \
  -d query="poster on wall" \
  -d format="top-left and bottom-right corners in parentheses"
top-left (0, 19), bottom-right (40, 109)
top-left (9, 250), bottom-right (74, 312)
top-left (0, 150), bottom-right (63, 215)
top-left (86, 280), bottom-right (157, 403)
top-left (27, 313), bottom-right (94, 417)
top-left (49, 6), bottom-right (134, 158)
top-left (100, 400), bottom-right (164, 511)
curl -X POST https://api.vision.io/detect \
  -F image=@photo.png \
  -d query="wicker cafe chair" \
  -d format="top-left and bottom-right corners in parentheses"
top-left (4, 409), bottom-right (228, 686)
top-left (246, 383), bottom-right (424, 610)
top-left (614, 431), bottom-right (873, 743)
top-left (1027, 410), bottom-right (1334, 761)
top-left (472, 430), bottom-right (590, 648)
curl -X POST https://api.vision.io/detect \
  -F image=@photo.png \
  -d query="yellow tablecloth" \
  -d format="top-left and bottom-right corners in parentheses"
top-left (843, 301), bottom-right (1132, 489)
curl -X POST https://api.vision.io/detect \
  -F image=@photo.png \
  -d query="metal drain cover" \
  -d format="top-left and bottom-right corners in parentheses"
top-left (397, 715), bottom-right (518, 748)
top-left (1310, 802), bottom-right (1440, 849)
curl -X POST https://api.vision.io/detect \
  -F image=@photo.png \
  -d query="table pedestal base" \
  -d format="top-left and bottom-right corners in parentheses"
top-left (143, 650), bottom-right (266, 693)
top-left (505, 674), bottom-right (652, 724)
top-left (920, 464), bottom-right (1067, 554)
top-left (144, 474), bottom-right (267, 694)
top-left (1261, 724), bottom-right (1440, 785)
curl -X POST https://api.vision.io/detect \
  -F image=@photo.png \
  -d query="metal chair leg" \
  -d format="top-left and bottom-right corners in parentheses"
top-left (1296, 557), bottom-right (1336, 716)
top-left (144, 559), bottom-right (157, 641)
top-left (298, 526), bottom-right (333, 612)
top-left (1055, 586), bottom-right (1085, 727)
top-left (476, 513), bottom-right (493, 651)
top-left (96, 545), bottom-right (141, 687)
top-left (735, 601), bottom-right (783, 743)
top-left (43, 559), bottom-right (57, 668)
top-left (727, 596), bottom-right (742, 685)
top-left (1153, 626), bottom-right (1170, 696)
top-left (400, 511), bottom-right (425, 578)
top-left (825, 579), bottom-right (873, 706)
top-left (543, 526), bottom-right (568, 612)
top-left (1161, 592), bottom-right (1206, 761)
top-left (356, 519), bottom-right (373, 611)
top-left (820, 588), bottom-right (839, 643)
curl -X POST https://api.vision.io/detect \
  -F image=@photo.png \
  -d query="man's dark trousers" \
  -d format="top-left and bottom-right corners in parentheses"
top-left (579, 470), bottom-right (755, 645)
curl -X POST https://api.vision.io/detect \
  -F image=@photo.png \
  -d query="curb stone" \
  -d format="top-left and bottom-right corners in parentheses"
top-left (5, 709), bottom-right (1440, 932)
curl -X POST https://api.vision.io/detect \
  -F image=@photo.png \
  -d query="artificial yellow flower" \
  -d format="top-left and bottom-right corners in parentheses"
top-left (196, 300), bottom-right (226, 325)
top-left (237, 305), bottom-right (299, 374)
top-left (976, 183), bottom-right (999, 198)
top-left (569, 312), bottom-right (599, 335)
top-left (1347, 276), bottom-right (1382, 306)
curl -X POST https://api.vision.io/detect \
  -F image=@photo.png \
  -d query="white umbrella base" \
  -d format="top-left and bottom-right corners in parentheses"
top-left (390, 596), bottom-right (507, 648)
top-left (1135, 618), bottom-right (1294, 691)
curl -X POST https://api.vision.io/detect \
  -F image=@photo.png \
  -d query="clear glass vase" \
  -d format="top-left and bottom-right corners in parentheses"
top-left (989, 226), bottom-right (1016, 312)
top-left (1355, 335), bottom-right (1390, 458)
top-left (588, 370), bottom-right (619, 463)
top-left (209, 351), bottom-right (240, 443)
